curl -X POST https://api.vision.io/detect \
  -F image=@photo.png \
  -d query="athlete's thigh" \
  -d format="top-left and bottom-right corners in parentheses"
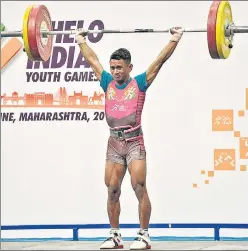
top-left (105, 136), bottom-right (127, 187)
top-left (126, 138), bottom-right (147, 186)
top-left (105, 161), bottom-right (127, 188)
top-left (128, 159), bottom-right (147, 187)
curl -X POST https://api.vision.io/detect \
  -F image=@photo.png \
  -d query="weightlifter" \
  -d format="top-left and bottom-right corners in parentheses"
top-left (75, 27), bottom-right (184, 250)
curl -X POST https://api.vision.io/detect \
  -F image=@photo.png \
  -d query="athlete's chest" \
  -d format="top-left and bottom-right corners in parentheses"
top-left (106, 80), bottom-right (139, 102)
top-left (105, 80), bottom-right (139, 116)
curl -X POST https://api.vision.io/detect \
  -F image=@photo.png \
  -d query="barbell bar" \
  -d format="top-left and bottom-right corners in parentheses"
top-left (0, 1), bottom-right (247, 61)
top-left (0, 28), bottom-right (207, 37)
top-left (1, 26), bottom-right (248, 38)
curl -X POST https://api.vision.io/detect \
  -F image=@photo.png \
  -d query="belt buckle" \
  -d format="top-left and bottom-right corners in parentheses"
top-left (117, 131), bottom-right (125, 140)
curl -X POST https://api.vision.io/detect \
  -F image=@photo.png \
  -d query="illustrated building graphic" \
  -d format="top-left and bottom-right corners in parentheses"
top-left (0, 87), bottom-right (104, 109)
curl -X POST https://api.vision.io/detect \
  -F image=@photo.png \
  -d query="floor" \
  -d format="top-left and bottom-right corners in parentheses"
top-left (2, 241), bottom-right (248, 250)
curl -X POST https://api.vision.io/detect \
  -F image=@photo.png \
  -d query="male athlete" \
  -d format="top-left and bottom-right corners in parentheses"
top-left (75, 27), bottom-right (184, 249)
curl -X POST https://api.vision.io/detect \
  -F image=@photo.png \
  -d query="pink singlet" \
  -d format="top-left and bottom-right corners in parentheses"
top-left (104, 77), bottom-right (147, 166)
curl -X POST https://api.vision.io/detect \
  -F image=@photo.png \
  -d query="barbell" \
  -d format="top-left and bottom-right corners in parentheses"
top-left (1, 1), bottom-right (247, 62)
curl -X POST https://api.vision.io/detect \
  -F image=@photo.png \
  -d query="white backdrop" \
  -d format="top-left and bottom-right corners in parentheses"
top-left (1, 1), bottom-right (248, 238)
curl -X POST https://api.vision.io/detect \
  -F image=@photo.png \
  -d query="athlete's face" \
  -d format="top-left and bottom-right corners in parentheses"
top-left (109, 59), bottom-right (133, 84)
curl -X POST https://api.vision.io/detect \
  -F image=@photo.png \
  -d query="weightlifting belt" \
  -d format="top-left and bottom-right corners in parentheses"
top-left (110, 127), bottom-right (143, 140)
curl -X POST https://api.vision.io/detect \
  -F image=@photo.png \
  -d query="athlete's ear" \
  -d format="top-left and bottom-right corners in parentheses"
top-left (128, 64), bottom-right (133, 72)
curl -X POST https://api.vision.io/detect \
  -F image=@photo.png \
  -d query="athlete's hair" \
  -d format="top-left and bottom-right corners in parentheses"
top-left (110, 48), bottom-right (131, 64)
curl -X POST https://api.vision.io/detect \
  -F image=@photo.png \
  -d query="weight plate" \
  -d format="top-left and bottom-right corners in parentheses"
top-left (207, 1), bottom-right (221, 59)
top-left (216, 1), bottom-right (233, 59)
top-left (23, 5), bottom-right (34, 61)
top-left (27, 5), bottom-right (53, 61)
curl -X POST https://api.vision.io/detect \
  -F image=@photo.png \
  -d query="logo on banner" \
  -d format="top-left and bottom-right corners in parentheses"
top-left (214, 149), bottom-right (236, 170)
top-left (212, 110), bottom-right (233, 131)
top-left (1, 19), bottom-right (108, 123)
top-left (240, 137), bottom-right (248, 159)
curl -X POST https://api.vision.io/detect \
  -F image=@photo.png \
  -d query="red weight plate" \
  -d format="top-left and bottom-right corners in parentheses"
top-left (207, 1), bottom-right (221, 59)
top-left (28, 5), bottom-right (53, 61)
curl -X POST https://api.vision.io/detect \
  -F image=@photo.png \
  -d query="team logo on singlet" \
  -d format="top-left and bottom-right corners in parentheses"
top-left (111, 104), bottom-right (127, 112)
top-left (124, 86), bottom-right (137, 100)
top-left (107, 87), bottom-right (117, 100)
top-left (107, 86), bottom-right (137, 101)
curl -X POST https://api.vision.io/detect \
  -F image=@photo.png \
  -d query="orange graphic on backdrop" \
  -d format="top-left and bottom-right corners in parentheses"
top-left (214, 149), bottom-right (235, 171)
top-left (1, 38), bottom-right (23, 69)
top-left (0, 87), bottom-right (105, 110)
top-left (240, 137), bottom-right (248, 159)
top-left (193, 82), bottom-right (247, 188)
top-left (212, 110), bottom-right (233, 131)
top-left (240, 165), bottom-right (247, 171)
top-left (246, 89), bottom-right (248, 110)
